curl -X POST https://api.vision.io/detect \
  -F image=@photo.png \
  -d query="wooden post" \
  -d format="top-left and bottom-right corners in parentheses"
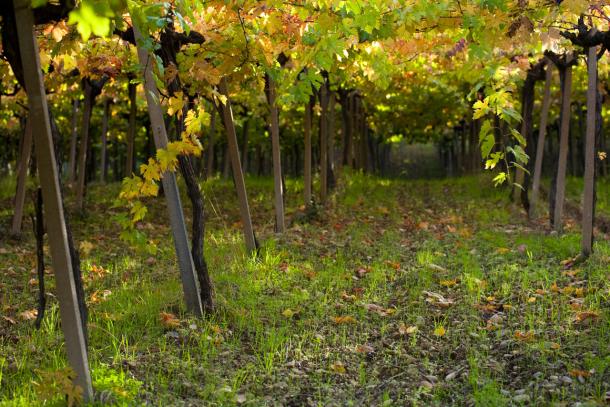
top-left (265, 75), bottom-right (285, 232)
top-left (554, 59), bottom-right (573, 232)
top-left (328, 91), bottom-right (336, 186)
top-left (125, 82), bottom-right (137, 176)
top-left (132, 22), bottom-right (204, 317)
top-left (530, 60), bottom-right (553, 218)
top-left (304, 96), bottom-right (313, 205)
top-left (75, 80), bottom-right (93, 211)
top-left (13, 0), bottom-right (93, 399)
top-left (218, 78), bottom-right (257, 252)
top-left (319, 81), bottom-right (329, 201)
top-left (205, 108), bottom-right (216, 179)
top-left (11, 118), bottom-right (32, 235)
top-left (582, 46), bottom-right (597, 256)
top-left (68, 99), bottom-right (79, 183)
top-left (99, 98), bottom-right (109, 182)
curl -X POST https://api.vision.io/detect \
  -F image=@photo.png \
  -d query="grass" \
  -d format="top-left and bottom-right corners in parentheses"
top-left (0, 172), bottom-right (609, 405)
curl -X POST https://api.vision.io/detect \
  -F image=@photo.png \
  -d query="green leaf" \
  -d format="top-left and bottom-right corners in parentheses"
top-left (68, 0), bottom-right (115, 40)
top-left (507, 145), bottom-right (529, 165)
top-left (493, 172), bottom-right (507, 186)
top-left (510, 128), bottom-right (526, 147)
top-left (479, 119), bottom-right (495, 159)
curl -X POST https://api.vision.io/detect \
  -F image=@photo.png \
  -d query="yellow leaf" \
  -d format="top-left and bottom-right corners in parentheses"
top-left (440, 279), bottom-right (458, 288)
top-left (575, 311), bottom-right (599, 323)
top-left (398, 323), bottom-right (418, 335)
top-left (514, 330), bottom-right (535, 342)
top-left (333, 316), bottom-right (356, 324)
top-left (433, 325), bottom-right (446, 337)
top-left (282, 308), bottom-right (296, 318)
top-left (330, 361), bottom-right (346, 374)
top-left (561, 0), bottom-right (590, 15)
top-left (159, 312), bottom-right (180, 328)
top-left (167, 92), bottom-right (185, 117)
top-left (19, 309), bottom-right (38, 320)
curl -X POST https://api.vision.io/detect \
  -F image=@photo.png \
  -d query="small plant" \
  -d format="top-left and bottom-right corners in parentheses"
top-left (34, 367), bottom-right (83, 407)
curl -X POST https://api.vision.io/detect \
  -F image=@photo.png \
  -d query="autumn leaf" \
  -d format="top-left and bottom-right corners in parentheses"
top-left (514, 330), bottom-right (535, 342)
top-left (330, 361), bottom-right (346, 374)
top-left (303, 270), bottom-right (317, 280)
top-left (385, 260), bottom-right (400, 270)
top-left (355, 344), bottom-right (374, 354)
top-left (19, 309), bottom-right (38, 321)
top-left (332, 316), bottom-right (356, 324)
top-left (568, 369), bottom-right (591, 378)
top-left (575, 311), bottom-right (599, 324)
top-left (364, 303), bottom-right (396, 317)
top-left (2, 315), bottom-right (17, 325)
top-left (433, 325), bottom-right (446, 337)
top-left (167, 92), bottom-right (185, 117)
top-left (417, 221), bottom-right (429, 230)
top-left (282, 308), bottom-right (298, 319)
top-left (439, 279), bottom-right (458, 288)
top-left (423, 291), bottom-right (454, 308)
top-left (398, 322), bottom-right (418, 336)
top-left (159, 312), bottom-right (180, 328)
top-left (340, 291), bottom-right (357, 302)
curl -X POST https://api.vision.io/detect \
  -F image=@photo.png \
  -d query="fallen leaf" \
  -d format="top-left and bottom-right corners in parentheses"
top-left (423, 291), bottom-right (454, 308)
top-left (398, 323), bottom-right (418, 335)
top-left (569, 369), bottom-right (591, 378)
top-left (575, 311), bottom-right (599, 323)
top-left (514, 330), bottom-right (535, 342)
top-left (2, 315), bottom-right (16, 325)
top-left (303, 270), bottom-right (317, 280)
top-left (433, 325), bottom-right (446, 337)
top-left (385, 261), bottom-right (400, 270)
top-left (333, 316), bottom-right (356, 324)
top-left (417, 221), bottom-right (429, 230)
top-left (159, 312), bottom-right (180, 328)
top-left (340, 291), bottom-right (357, 301)
top-left (440, 279), bottom-right (458, 288)
top-left (364, 303), bottom-right (395, 316)
top-left (355, 344), bottom-right (374, 354)
top-left (19, 309), bottom-right (38, 320)
top-left (330, 361), bottom-right (346, 374)
top-left (282, 308), bottom-right (297, 318)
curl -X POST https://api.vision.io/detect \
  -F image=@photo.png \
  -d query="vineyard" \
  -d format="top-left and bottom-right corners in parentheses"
top-left (1, 0), bottom-right (610, 405)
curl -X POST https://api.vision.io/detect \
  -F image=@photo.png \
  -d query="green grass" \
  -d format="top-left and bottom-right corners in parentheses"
top-left (1, 173), bottom-right (609, 405)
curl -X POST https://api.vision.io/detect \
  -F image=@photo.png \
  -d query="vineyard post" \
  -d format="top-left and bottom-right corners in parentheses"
top-left (14, 0), bottom-right (93, 399)
top-left (133, 22), bottom-right (204, 316)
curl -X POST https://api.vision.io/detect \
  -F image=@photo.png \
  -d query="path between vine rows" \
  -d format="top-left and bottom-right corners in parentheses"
top-left (1, 174), bottom-right (609, 405)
